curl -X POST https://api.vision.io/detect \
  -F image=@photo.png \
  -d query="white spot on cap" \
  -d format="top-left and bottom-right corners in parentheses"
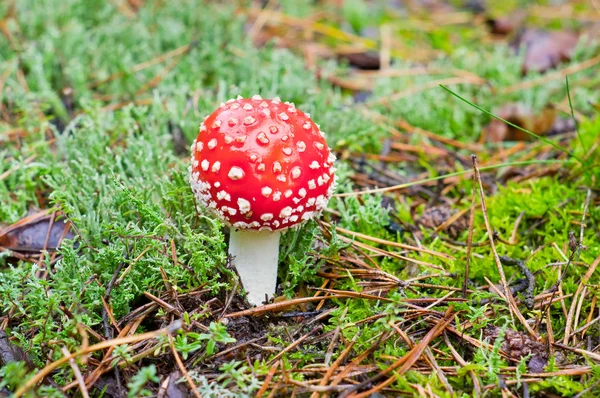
top-left (261, 213), bottom-right (273, 221)
top-left (228, 167), bottom-right (245, 180)
top-left (201, 160), bottom-right (209, 171)
top-left (289, 215), bottom-right (299, 222)
top-left (237, 198), bottom-right (251, 214)
top-left (214, 181), bottom-right (221, 188)
top-left (328, 153), bottom-right (337, 163)
top-left (212, 161), bottom-right (221, 172)
top-left (228, 118), bottom-right (238, 126)
top-left (273, 161), bottom-right (282, 173)
top-left (257, 163), bottom-right (266, 171)
top-left (317, 176), bottom-right (324, 186)
top-left (303, 122), bottom-right (311, 130)
top-left (192, 159), bottom-right (199, 167)
top-left (315, 195), bottom-right (328, 210)
top-left (273, 191), bottom-right (281, 201)
top-left (217, 191), bottom-right (231, 201)
top-left (230, 103), bottom-right (240, 109)
top-left (200, 124), bottom-right (207, 132)
top-left (308, 180), bottom-right (316, 189)
top-left (244, 116), bottom-right (256, 125)
top-left (272, 97), bottom-right (281, 103)
top-left (277, 175), bottom-right (286, 182)
top-left (208, 139), bottom-right (217, 150)
top-left (319, 130), bottom-right (326, 137)
top-left (226, 99), bottom-right (235, 104)
top-left (309, 161), bottom-right (320, 169)
top-left (279, 207), bottom-right (293, 218)
top-left (212, 120), bottom-right (221, 129)
top-left (243, 103), bottom-right (253, 111)
top-left (262, 187), bottom-right (272, 197)
top-left (301, 211), bottom-right (315, 220)
top-left (297, 141), bottom-right (306, 152)
top-left (288, 107), bottom-right (296, 113)
top-left (249, 154), bottom-right (258, 162)
top-left (225, 207), bottom-right (237, 216)
top-left (224, 136), bottom-right (233, 144)
top-left (237, 95), bottom-right (243, 99)
top-left (284, 190), bottom-right (292, 198)
top-left (252, 94), bottom-right (262, 100)
top-left (257, 132), bottom-right (269, 145)
top-left (236, 135), bottom-right (246, 143)
top-left (306, 197), bottom-right (316, 207)
top-left (279, 112), bottom-right (289, 121)
top-left (315, 142), bottom-right (325, 150)
top-left (233, 221), bottom-right (249, 228)
top-left (281, 135), bottom-right (289, 142)
top-left (291, 167), bottom-right (301, 179)
top-left (260, 101), bottom-right (269, 108)
top-left (323, 173), bottom-right (330, 183)
top-left (269, 126), bottom-right (278, 134)
top-left (195, 142), bottom-right (204, 152)
top-left (298, 188), bottom-right (307, 198)
top-left (282, 147), bottom-right (292, 156)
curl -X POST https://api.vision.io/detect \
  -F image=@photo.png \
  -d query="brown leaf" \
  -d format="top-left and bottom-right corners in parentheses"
top-left (486, 11), bottom-right (526, 36)
top-left (0, 211), bottom-right (75, 257)
top-left (483, 103), bottom-right (575, 143)
top-left (339, 51), bottom-right (381, 70)
top-left (516, 29), bottom-right (580, 74)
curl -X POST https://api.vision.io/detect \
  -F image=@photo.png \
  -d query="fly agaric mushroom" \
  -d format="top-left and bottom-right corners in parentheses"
top-left (189, 95), bottom-right (337, 306)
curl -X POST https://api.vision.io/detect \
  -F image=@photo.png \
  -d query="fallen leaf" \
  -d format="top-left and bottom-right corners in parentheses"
top-left (515, 29), bottom-right (580, 74)
top-left (339, 51), bottom-right (381, 70)
top-left (483, 103), bottom-right (574, 142)
top-left (0, 211), bottom-right (76, 258)
top-left (486, 10), bottom-right (526, 36)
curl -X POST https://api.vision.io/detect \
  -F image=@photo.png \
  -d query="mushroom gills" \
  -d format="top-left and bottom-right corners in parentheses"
top-left (228, 229), bottom-right (281, 306)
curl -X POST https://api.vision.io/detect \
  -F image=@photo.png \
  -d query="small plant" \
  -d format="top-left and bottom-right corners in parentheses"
top-left (127, 365), bottom-right (159, 398)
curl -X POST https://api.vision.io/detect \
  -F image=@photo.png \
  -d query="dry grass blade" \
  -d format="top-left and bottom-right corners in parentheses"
top-left (349, 307), bottom-right (455, 398)
top-left (329, 223), bottom-right (455, 260)
top-left (255, 361), bottom-right (279, 398)
top-left (223, 294), bottom-right (388, 318)
top-left (563, 254), bottom-right (600, 344)
top-left (268, 326), bottom-right (322, 366)
top-left (444, 333), bottom-right (481, 395)
top-left (168, 333), bottom-right (202, 398)
top-left (14, 322), bottom-right (181, 397)
top-left (500, 54), bottom-right (600, 94)
top-left (60, 346), bottom-right (90, 398)
top-left (472, 155), bottom-right (538, 339)
top-left (89, 42), bottom-right (194, 88)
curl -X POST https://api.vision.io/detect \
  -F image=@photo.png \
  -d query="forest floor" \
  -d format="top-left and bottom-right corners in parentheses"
top-left (1, 0), bottom-right (600, 397)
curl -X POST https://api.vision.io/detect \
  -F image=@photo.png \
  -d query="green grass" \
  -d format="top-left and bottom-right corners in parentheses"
top-left (1, 0), bottom-right (600, 396)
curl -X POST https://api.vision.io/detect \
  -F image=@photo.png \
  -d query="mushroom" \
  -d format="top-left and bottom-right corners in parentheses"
top-left (189, 95), bottom-right (337, 306)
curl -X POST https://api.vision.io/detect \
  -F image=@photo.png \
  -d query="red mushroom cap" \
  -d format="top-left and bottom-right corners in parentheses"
top-left (190, 95), bottom-right (337, 231)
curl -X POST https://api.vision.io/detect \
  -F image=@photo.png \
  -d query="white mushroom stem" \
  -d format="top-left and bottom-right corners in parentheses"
top-left (228, 229), bottom-right (281, 306)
